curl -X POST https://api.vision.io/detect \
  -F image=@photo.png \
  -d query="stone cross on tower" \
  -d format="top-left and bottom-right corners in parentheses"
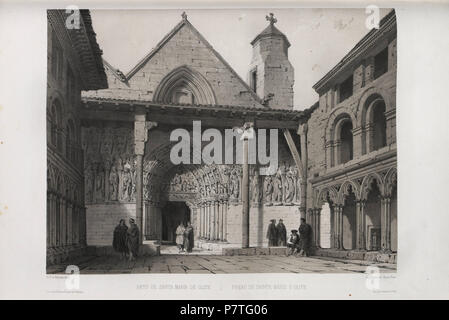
top-left (266, 13), bottom-right (277, 25)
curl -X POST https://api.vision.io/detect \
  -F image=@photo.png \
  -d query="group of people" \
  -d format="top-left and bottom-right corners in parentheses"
top-left (112, 218), bottom-right (140, 261)
top-left (175, 221), bottom-right (195, 253)
top-left (266, 218), bottom-right (313, 257)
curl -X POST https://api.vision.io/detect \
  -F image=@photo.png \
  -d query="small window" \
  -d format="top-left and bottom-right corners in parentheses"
top-left (250, 68), bottom-right (257, 92)
top-left (339, 74), bottom-right (353, 103)
top-left (374, 47), bottom-right (388, 79)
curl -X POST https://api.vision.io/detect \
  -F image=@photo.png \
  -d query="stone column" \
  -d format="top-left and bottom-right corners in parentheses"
top-left (214, 201), bottom-right (219, 241)
top-left (365, 123), bottom-right (375, 154)
top-left (381, 197), bottom-right (392, 252)
top-left (134, 114), bottom-right (157, 245)
top-left (211, 201), bottom-right (216, 240)
top-left (47, 193), bottom-right (51, 248)
top-left (61, 197), bottom-right (67, 248)
top-left (325, 141), bottom-right (333, 168)
top-left (298, 124), bottom-right (308, 220)
top-left (334, 140), bottom-right (342, 166)
top-left (356, 200), bottom-right (366, 250)
top-left (207, 202), bottom-right (211, 240)
top-left (241, 122), bottom-right (253, 248)
top-left (203, 203), bottom-right (207, 239)
top-left (333, 204), bottom-right (343, 249)
top-left (338, 205), bottom-right (344, 250)
top-left (218, 200), bottom-right (223, 241)
top-left (315, 208), bottom-right (321, 248)
top-left (223, 200), bottom-right (228, 241)
top-left (385, 109), bottom-right (396, 145)
top-left (79, 207), bottom-right (87, 246)
top-left (66, 200), bottom-right (73, 246)
top-left (200, 204), bottom-right (205, 238)
top-left (73, 205), bottom-right (79, 245)
top-left (352, 126), bottom-right (364, 157)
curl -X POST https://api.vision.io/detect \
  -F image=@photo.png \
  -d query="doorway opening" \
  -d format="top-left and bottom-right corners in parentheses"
top-left (161, 201), bottom-right (191, 244)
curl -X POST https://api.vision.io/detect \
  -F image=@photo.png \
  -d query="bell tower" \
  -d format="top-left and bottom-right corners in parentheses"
top-left (249, 13), bottom-right (294, 109)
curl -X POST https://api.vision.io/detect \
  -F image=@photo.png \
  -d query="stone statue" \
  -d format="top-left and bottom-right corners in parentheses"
top-left (251, 170), bottom-right (261, 203)
top-left (84, 165), bottom-right (94, 203)
top-left (95, 164), bottom-right (105, 203)
top-left (231, 171), bottom-right (240, 199)
top-left (264, 176), bottom-right (273, 204)
top-left (273, 171), bottom-right (283, 204)
top-left (284, 169), bottom-right (295, 203)
top-left (109, 165), bottom-right (119, 201)
top-left (122, 163), bottom-right (132, 201)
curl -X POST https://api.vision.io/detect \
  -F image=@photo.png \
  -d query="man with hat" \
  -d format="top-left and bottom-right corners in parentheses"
top-left (298, 218), bottom-right (313, 257)
top-left (266, 219), bottom-right (278, 247)
top-left (276, 219), bottom-right (287, 246)
top-left (127, 217), bottom-right (140, 261)
top-left (287, 229), bottom-right (300, 256)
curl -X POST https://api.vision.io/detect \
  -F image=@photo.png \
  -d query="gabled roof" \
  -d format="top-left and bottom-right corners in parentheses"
top-left (48, 10), bottom-right (108, 90)
top-left (103, 58), bottom-right (127, 83)
top-left (106, 14), bottom-right (262, 104)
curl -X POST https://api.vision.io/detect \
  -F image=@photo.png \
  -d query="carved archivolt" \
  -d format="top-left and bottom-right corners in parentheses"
top-left (81, 125), bottom-right (300, 208)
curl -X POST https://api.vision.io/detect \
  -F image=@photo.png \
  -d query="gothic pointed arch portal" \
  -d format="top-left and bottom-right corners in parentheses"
top-left (153, 65), bottom-right (217, 105)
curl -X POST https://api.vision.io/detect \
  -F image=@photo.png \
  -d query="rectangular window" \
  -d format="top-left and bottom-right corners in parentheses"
top-left (250, 68), bottom-right (257, 92)
top-left (374, 47), bottom-right (388, 79)
top-left (339, 74), bottom-right (353, 103)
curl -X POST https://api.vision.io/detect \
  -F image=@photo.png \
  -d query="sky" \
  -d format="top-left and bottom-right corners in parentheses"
top-left (90, 8), bottom-right (390, 110)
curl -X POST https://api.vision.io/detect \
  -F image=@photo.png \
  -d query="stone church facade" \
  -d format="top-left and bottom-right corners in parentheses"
top-left (46, 9), bottom-right (397, 264)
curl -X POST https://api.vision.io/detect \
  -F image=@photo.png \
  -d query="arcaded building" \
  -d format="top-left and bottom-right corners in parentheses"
top-left (306, 10), bottom-right (397, 258)
top-left (46, 9), bottom-right (397, 264)
top-left (46, 10), bottom-right (107, 264)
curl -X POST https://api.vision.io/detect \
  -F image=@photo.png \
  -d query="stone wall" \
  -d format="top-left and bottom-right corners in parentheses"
top-left (86, 203), bottom-right (136, 246)
top-left (226, 204), bottom-right (300, 247)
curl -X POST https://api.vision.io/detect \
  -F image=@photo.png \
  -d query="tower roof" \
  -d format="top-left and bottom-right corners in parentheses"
top-left (251, 13), bottom-right (291, 47)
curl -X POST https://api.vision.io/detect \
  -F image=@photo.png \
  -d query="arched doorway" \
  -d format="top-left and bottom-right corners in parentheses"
top-left (161, 201), bottom-right (191, 244)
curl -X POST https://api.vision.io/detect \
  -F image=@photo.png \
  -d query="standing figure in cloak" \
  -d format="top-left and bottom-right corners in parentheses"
top-left (298, 218), bottom-right (313, 257)
top-left (183, 221), bottom-right (194, 253)
top-left (127, 218), bottom-right (140, 261)
top-left (112, 219), bottom-right (128, 260)
top-left (266, 219), bottom-right (278, 247)
top-left (175, 222), bottom-right (186, 253)
top-left (276, 219), bottom-right (287, 246)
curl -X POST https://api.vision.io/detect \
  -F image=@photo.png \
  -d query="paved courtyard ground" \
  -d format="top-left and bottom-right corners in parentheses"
top-left (47, 252), bottom-right (396, 274)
